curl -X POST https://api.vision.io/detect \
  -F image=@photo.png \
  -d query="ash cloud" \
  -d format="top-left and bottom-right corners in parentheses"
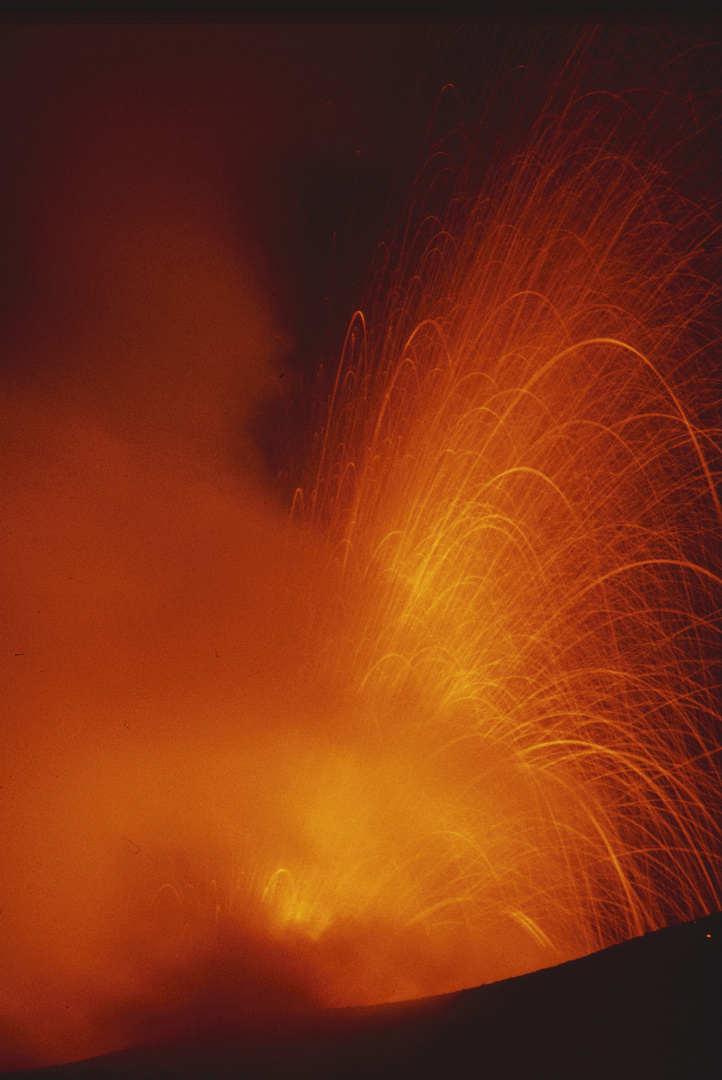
top-left (0, 25), bottom-right (428, 1069)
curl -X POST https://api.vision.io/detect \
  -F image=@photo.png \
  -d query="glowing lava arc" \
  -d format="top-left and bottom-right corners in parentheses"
top-left (279, 33), bottom-right (721, 1004)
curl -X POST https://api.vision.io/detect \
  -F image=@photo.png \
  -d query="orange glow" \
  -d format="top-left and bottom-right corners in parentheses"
top-left (285, 25), bottom-right (721, 1004)
top-left (1, 26), bottom-right (720, 1070)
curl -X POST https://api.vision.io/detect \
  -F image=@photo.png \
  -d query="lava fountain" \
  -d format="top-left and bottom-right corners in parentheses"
top-left (1, 23), bottom-right (719, 1071)
top-left (277, 25), bottom-right (721, 1003)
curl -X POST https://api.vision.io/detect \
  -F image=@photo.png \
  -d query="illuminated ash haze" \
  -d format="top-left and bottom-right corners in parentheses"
top-left (1, 22), bottom-right (720, 1071)
top-left (0, 24), bottom-right (429, 1067)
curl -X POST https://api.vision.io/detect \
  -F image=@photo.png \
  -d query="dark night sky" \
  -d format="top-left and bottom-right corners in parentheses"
top-left (0, 23), bottom-right (464, 510)
top-left (1, 21), bottom-right (716, 481)
top-left (0, 23), bottom-right (433, 394)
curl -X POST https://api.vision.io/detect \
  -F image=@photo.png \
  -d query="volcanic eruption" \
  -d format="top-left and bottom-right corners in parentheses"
top-left (1, 21), bottom-right (719, 1073)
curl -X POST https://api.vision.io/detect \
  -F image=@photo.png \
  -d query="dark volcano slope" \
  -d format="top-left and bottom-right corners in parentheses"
top-left (8, 912), bottom-right (720, 1080)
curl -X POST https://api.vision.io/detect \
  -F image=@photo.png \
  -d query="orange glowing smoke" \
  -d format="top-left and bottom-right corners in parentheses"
top-left (1, 24), bottom-right (720, 1071)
